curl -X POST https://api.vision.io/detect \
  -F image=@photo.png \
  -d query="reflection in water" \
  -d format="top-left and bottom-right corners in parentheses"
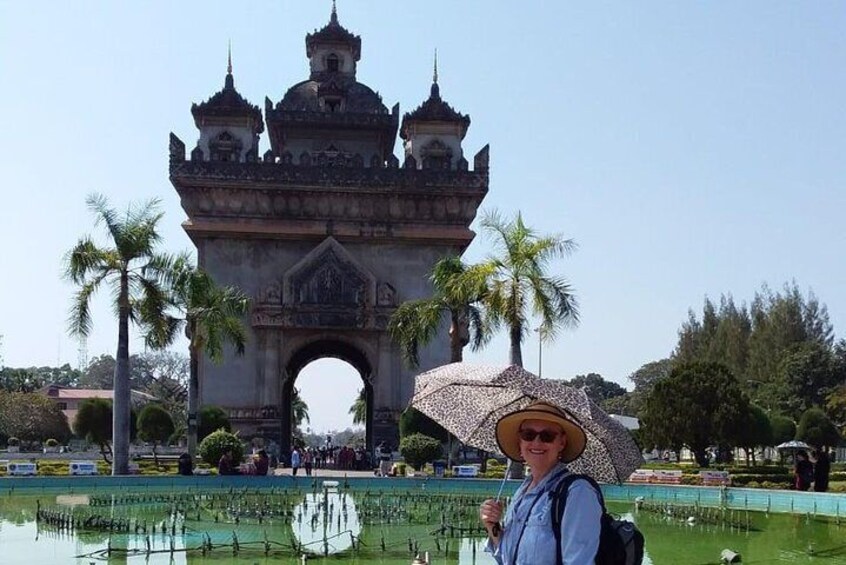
top-left (291, 488), bottom-right (361, 555)
top-left (0, 488), bottom-right (844, 564)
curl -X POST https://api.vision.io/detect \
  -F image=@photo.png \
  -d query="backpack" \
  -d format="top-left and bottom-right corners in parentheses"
top-left (551, 473), bottom-right (644, 565)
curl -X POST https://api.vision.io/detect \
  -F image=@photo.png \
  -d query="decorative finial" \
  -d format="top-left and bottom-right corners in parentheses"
top-left (433, 49), bottom-right (438, 84)
top-left (227, 41), bottom-right (233, 75)
top-left (330, 0), bottom-right (338, 24)
top-left (224, 41), bottom-right (234, 90)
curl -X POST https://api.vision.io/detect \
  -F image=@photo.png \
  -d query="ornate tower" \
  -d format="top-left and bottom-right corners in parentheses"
top-left (400, 54), bottom-right (471, 171)
top-left (169, 7), bottom-right (489, 455)
top-left (190, 50), bottom-right (264, 163)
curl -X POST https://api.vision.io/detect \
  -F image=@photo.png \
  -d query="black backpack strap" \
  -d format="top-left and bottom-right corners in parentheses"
top-left (551, 473), bottom-right (605, 565)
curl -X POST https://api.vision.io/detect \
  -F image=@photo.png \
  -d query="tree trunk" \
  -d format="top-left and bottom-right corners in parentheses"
top-left (509, 325), bottom-right (523, 367)
top-left (112, 273), bottom-right (131, 476)
top-left (449, 321), bottom-right (463, 363)
top-left (693, 448), bottom-right (710, 468)
top-left (187, 342), bottom-right (199, 458)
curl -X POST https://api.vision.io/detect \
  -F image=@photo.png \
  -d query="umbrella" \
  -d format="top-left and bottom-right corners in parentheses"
top-left (410, 362), bottom-right (643, 483)
top-left (775, 440), bottom-right (812, 450)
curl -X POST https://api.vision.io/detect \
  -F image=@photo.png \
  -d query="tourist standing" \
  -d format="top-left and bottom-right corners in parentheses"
top-left (377, 441), bottom-right (392, 477)
top-left (794, 451), bottom-right (813, 491)
top-left (811, 449), bottom-right (831, 492)
top-left (303, 448), bottom-right (313, 476)
top-left (478, 402), bottom-right (601, 564)
top-left (290, 447), bottom-right (301, 476)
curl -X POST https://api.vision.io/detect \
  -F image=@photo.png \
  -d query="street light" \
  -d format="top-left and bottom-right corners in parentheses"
top-left (533, 327), bottom-right (544, 377)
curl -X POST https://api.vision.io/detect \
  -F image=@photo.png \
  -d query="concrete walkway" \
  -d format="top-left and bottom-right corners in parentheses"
top-left (272, 467), bottom-right (378, 478)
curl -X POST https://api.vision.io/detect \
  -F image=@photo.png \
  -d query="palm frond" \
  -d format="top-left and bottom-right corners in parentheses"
top-left (64, 238), bottom-right (111, 284)
top-left (86, 193), bottom-right (122, 244)
top-left (67, 275), bottom-right (108, 337)
top-left (388, 299), bottom-right (445, 367)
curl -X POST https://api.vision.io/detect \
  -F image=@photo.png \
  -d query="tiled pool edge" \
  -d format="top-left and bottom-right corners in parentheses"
top-left (1, 476), bottom-right (843, 517)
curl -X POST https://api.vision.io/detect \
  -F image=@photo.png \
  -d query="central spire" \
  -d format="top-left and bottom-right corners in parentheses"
top-left (430, 49), bottom-right (440, 99)
top-left (225, 41), bottom-right (234, 90)
top-left (330, 0), bottom-right (338, 25)
top-left (227, 41), bottom-right (233, 75)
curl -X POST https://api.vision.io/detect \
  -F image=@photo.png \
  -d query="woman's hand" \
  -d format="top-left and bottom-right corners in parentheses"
top-left (479, 499), bottom-right (503, 539)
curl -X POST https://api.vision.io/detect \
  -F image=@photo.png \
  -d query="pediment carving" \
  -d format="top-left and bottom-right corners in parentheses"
top-left (257, 281), bottom-right (282, 305)
top-left (283, 237), bottom-right (376, 308)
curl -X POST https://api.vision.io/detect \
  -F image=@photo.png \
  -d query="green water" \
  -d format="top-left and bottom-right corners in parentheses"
top-left (0, 487), bottom-right (844, 564)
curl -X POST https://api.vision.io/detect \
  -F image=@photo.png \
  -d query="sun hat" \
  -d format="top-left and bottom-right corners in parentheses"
top-left (495, 401), bottom-right (587, 463)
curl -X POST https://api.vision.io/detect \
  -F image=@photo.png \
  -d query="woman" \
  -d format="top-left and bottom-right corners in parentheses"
top-left (479, 401), bottom-right (602, 564)
top-left (794, 450), bottom-right (813, 491)
top-left (253, 449), bottom-right (270, 476)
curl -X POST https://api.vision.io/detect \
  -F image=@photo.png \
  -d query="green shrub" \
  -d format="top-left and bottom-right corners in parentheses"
top-left (198, 406), bottom-right (230, 442)
top-left (44, 438), bottom-right (59, 447)
top-left (399, 433), bottom-right (443, 471)
top-left (728, 473), bottom-right (794, 486)
top-left (399, 408), bottom-right (449, 441)
top-left (198, 429), bottom-right (243, 467)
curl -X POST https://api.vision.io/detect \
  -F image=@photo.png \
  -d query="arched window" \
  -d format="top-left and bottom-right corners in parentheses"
top-left (209, 131), bottom-right (243, 162)
top-left (327, 53), bottom-right (340, 73)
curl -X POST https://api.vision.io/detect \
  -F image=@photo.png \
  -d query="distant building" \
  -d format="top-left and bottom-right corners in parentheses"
top-left (38, 384), bottom-right (156, 431)
top-left (610, 414), bottom-right (640, 431)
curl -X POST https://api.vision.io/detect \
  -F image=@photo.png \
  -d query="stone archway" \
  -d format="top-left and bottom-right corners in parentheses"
top-left (169, 9), bottom-right (489, 457)
top-left (281, 338), bottom-right (374, 457)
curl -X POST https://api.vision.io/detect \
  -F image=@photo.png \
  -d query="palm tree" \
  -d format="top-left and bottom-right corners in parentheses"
top-left (389, 256), bottom-right (487, 367)
top-left (65, 194), bottom-right (171, 475)
top-left (291, 387), bottom-right (310, 430)
top-left (473, 210), bottom-right (579, 367)
top-left (349, 388), bottom-right (366, 425)
top-left (146, 255), bottom-right (250, 458)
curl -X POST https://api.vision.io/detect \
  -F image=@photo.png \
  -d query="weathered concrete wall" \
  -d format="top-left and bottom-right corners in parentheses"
top-left (197, 235), bottom-right (457, 448)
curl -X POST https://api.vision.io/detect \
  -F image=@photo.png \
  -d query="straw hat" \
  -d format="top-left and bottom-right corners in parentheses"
top-left (495, 401), bottom-right (587, 463)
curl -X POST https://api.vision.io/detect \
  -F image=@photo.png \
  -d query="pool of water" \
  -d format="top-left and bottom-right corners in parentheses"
top-left (0, 479), bottom-right (844, 564)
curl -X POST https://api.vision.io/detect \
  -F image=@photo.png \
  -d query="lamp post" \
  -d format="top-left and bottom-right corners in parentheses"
top-left (534, 327), bottom-right (544, 377)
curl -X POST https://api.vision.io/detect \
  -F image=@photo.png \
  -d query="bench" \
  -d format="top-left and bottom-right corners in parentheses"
top-left (700, 470), bottom-right (731, 486)
top-left (7, 462), bottom-right (37, 476)
top-left (627, 469), bottom-right (656, 483)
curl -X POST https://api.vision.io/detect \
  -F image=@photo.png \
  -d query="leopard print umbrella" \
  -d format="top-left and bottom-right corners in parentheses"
top-left (410, 362), bottom-right (643, 484)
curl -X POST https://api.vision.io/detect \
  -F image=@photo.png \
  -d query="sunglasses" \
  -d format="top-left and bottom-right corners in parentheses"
top-left (518, 429), bottom-right (560, 443)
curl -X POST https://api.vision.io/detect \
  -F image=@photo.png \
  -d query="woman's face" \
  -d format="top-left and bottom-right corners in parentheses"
top-left (518, 418), bottom-right (567, 475)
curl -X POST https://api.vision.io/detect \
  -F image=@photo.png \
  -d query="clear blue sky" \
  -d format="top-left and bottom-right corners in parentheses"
top-left (1, 2), bottom-right (844, 433)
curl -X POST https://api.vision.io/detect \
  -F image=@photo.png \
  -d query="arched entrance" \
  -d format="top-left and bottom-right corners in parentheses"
top-left (169, 10), bottom-right (489, 460)
top-left (281, 339), bottom-right (374, 457)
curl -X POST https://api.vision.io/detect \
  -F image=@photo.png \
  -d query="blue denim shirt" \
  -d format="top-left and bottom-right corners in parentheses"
top-left (486, 463), bottom-right (602, 565)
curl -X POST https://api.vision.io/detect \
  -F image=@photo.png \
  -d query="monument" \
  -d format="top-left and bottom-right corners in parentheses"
top-left (169, 6), bottom-right (489, 455)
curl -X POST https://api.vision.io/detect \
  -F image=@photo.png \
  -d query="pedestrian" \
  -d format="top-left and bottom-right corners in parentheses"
top-left (218, 448), bottom-right (241, 476)
top-left (253, 449), bottom-right (270, 476)
top-left (478, 401), bottom-right (601, 564)
top-left (377, 441), bottom-right (391, 477)
top-left (290, 446), bottom-right (301, 477)
top-left (794, 450), bottom-right (813, 491)
top-left (177, 453), bottom-right (194, 476)
top-left (303, 447), bottom-right (313, 476)
top-left (811, 449), bottom-right (831, 492)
